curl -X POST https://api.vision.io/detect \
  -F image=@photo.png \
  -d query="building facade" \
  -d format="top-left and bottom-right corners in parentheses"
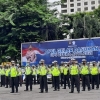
top-left (61, 0), bottom-right (100, 14)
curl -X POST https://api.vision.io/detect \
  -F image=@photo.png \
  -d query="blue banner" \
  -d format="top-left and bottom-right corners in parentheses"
top-left (21, 38), bottom-right (100, 66)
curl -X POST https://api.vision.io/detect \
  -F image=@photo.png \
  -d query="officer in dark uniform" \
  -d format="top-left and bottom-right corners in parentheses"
top-left (5, 65), bottom-right (10, 88)
top-left (91, 61), bottom-right (99, 90)
top-left (39, 59), bottom-right (48, 93)
top-left (51, 61), bottom-right (54, 88)
top-left (37, 61), bottom-right (41, 84)
top-left (24, 62), bottom-right (33, 91)
top-left (60, 61), bottom-right (64, 86)
top-left (10, 61), bottom-right (19, 93)
top-left (81, 59), bottom-right (90, 91)
top-left (32, 65), bottom-right (36, 85)
top-left (0, 65), bottom-right (5, 87)
top-left (69, 59), bottom-right (80, 93)
top-left (52, 61), bottom-right (60, 91)
top-left (63, 62), bottom-right (70, 89)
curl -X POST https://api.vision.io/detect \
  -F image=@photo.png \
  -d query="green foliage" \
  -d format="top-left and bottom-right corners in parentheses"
top-left (69, 7), bottom-right (100, 39)
top-left (0, 0), bottom-right (61, 63)
top-left (0, 0), bottom-right (100, 63)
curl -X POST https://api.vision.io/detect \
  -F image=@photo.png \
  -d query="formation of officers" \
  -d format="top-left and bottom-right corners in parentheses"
top-left (0, 59), bottom-right (100, 94)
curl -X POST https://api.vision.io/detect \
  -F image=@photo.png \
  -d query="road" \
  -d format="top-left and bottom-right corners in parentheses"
top-left (0, 85), bottom-right (100, 100)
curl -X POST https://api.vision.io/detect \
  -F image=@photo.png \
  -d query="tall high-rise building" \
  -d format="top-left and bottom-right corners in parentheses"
top-left (61, 0), bottom-right (100, 14)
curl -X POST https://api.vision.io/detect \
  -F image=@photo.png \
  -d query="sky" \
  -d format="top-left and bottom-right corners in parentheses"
top-left (48, 0), bottom-right (61, 13)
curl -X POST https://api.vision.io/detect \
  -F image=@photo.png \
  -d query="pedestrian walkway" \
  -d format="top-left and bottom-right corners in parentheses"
top-left (0, 85), bottom-right (100, 100)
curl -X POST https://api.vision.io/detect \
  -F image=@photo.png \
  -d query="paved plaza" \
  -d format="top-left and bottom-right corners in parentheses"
top-left (0, 85), bottom-right (100, 100)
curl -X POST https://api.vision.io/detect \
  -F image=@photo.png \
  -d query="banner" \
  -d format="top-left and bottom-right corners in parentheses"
top-left (21, 38), bottom-right (100, 66)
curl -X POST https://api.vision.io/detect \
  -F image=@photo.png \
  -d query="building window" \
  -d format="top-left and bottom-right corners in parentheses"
top-left (77, 3), bottom-right (81, 6)
top-left (70, 9), bottom-right (74, 12)
top-left (77, 8), bottom-right (81, 11)
top-left (70, 0), bottom-right (74, 2)
top-left (61, 10), bottom-right (67, 13)
top-left (99, 0), bottom-right (100, 4)
top-left (70, 4), bottom-right (74, 7)
top-left (91, 1), bottom-right (95, 4)
top-left (84, 2), bottom-right (88, 5)
top-left (61, 4), bottom-right (67, 8)
top-left (91, 6), bottom-right (95, 10)
top-left (84, 7), bottom-right (88, 11)
top-left (77, 0), bottom-right (80, 1)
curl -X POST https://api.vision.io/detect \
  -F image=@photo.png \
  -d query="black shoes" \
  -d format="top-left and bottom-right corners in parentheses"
top-left (82, 89), bottom-right (85, 91)
top-left (10, 92), bottom-right (14, 93)
top-left (39, 91), bottom-right (43, 93)
top-left (78, 91), bottom-right (80, 93)
top-left (69, 91), bottom-right (74, 93)
top-left (24, 90), bottom-right (28, 91)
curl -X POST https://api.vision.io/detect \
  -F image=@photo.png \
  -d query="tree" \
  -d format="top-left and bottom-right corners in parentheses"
top-left (0, 0), bottom-right (61, 62)
top-left (72, 12), bottom-right (100, 38)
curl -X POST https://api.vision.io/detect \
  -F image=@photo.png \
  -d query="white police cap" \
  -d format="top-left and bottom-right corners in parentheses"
top-left (40, 59), bottom-right (44, 62)
top-left (32, 65), bottom-right (35, 67)
top-left (82, 59), bottom-right (86, 62)
top-left (71, 58), bottom-right (75, 61)
top-left (54, 60), bottom-right (57, 63)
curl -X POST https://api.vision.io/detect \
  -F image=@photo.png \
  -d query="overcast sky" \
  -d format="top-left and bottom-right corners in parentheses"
top-left (48, 0), bottom-right (61, 12)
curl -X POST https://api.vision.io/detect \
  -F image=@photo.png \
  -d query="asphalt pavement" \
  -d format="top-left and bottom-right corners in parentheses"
top-left (0, 85), bottom-right (100, 100)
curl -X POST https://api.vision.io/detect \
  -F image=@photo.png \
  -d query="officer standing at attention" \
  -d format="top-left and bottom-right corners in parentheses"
top-left (10, 61), bottom-right (19, 93)
top-left (81, 59), bottom-right (90, 91)
top-left (0, 66), bottom-right (5, 87)
top-left (48, 65), bottom-right (52, 75)
top-left (63, 62), bottom-right (70, 89)
top-left (39, 59), bottom-right (48, 93)
top-left (0, 65), bottom-right (1, 84)
top-left (51, 61), bottom-right (54, 88)
top-left (17, 64), bottom-right (22, 87)
top-left (52, 61), bottom-right (60, 91)
top-left (24, 62), bottom-right (33, 91)
top-left (5, 65), bottom-right (10, 88)
top-left (69, 59), bottom-right (80, 93)
top-left (90, 61), bottom-right (99, 90)
top-left (32, 65), bottom-right (37, 85)
top-left (37, 62), bottom-right (41, 84)
top-left (60, 61), bottom-right (64, 87)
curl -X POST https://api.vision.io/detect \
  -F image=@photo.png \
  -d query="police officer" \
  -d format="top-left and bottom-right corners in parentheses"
top-left (81, 59), bottom-right (90, 91)
top-left (0, 66), bottom-right (5, 87)
top-left (90, 61), bottom-right (99, 90)
top-left (37, 62), bottom-right (41, 84)
top-left (10, 61), bottom-right (19, 93)
top-left (17, 64), bottom-right (22, 87)
top-left (63, 62), bottom-right (70, 89)
top-left (48, 65), bottom-right (52, 75)
top-left (5, 65), bottom-right (10, 88)
top-left (60, 61), bottom-right (64, 86)
top-left (39, 59), bottom-right (48, 93)
top-left (51, 61), bottom-right (54, 88)
top-left (32, 65), bottom-right (36, 85)
top-left (24, 62), bottom-right (33, 91)
top-left (69, 59), bottom-right (80, 93)
top-left (52, 61), bottom-right (60, 91)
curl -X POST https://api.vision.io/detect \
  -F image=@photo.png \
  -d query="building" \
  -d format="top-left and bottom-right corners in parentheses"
top-left (61, 0), bottom-right (100, 14)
